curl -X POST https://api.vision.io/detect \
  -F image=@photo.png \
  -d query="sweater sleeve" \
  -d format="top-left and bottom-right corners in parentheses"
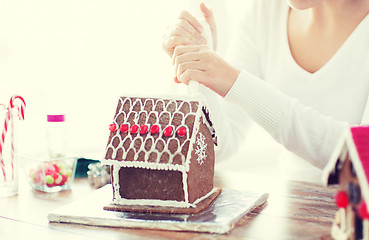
top-left (199, 84), bottom-right (251, 162)
top-left (225, 70), bottom-right (349, 169)
top-left (199, 1), bottom-right (263, 162)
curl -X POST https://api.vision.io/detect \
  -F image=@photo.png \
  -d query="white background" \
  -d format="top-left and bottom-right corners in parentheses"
top-left (0, 0), bottom-right (280, 174)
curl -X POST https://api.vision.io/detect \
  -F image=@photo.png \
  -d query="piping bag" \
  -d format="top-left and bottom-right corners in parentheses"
top-left (175, 3), bottom-right (213, 96)
top-left (188, 19), bottom-right (213, 94)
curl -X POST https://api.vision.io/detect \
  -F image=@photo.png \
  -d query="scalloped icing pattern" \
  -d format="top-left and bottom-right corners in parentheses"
top-left (105, 97), bottom-right (203, 171)
top-left (103, 95), bottom-right (215, 205)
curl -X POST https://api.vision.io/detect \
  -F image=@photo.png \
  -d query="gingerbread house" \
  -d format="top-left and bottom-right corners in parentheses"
top-left (322, 126), bottom-right (369, 240)
top-left (102, 94), bottom-right (221, 214)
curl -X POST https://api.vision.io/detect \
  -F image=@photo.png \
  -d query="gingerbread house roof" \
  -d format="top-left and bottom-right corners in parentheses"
top-left (322, 126), bottom-right (369, 205)
top-left (103, 95), bottom-right (216, 172)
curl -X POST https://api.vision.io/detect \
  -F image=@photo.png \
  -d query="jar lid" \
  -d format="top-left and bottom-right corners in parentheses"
top-left (47, 114), bottom-right (65, 122)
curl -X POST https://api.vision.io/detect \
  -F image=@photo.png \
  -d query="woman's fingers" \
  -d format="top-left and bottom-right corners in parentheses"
top-left (178, 69), bottom-right (204, 84)
top-left (178, 10), bottom-right (203, 33)
top-left (163, 36), bottom-right (191, 56)
top-left (174, 19), bottom-right (200, 37)
top-left (163, 11), bottom-right (206, 56)
top-left (170, 21), bottom-right (206, 44)
top-left (172, 45), bottom-right (210, 78)
top-left (176, 61), bottom-right (203, 81)
top-left (172, 45), bottom-right (204, 65)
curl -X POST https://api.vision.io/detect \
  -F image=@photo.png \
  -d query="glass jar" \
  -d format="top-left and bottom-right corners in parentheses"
top-left (46, 114), bottom-right (67, 159)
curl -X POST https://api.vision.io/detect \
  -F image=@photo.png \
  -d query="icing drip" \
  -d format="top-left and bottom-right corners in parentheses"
top-left (182, 170), bottom-right (189, 203)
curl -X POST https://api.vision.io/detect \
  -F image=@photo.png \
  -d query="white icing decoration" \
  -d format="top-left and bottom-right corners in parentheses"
top-left (195, 132), bottom-right (207, 165)
top-left (103, 95), bottom-right (217, 208)
top-left (112, 164), bottom-right (120, 201)
top-left (102, 159), bottom-right (186, 172)
top-left (109, 187), bottom-right (215, 208)
top-left (182, 170), bottom-right (189, 203)
top-left (111, 197), bottom-right (195, 208)
top-left (104, 162), bottom-right (215, 208)
top-left (105, 97), bottom-right (198, 169)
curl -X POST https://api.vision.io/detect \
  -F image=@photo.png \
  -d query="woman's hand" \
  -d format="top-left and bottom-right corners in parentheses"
top-left (162, 3), bottom-right (217, 57)
top-left (172, 45), bottom-right (240, 98)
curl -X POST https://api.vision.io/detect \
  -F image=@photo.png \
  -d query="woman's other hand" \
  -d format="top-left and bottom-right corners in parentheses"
top-left (162, 3), bottom-right (217, 57)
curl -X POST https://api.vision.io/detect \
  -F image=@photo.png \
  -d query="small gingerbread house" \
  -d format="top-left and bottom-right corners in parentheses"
top-left (102, 94), bottom-right (220, 213)
top-left (323, 126), bottom-right (369, 240)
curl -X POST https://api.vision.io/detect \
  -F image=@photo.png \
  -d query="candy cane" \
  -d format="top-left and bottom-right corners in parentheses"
top-left (9, 96), bottom-right (26, 180)
top-left (0, 96), bottom-right (26, 181)
top-left (0, 104), bottom-right (8, 180)
top-left (10, 108), bottom-right (15, 180)
top-left (10, 95), bottom-right (26, 120)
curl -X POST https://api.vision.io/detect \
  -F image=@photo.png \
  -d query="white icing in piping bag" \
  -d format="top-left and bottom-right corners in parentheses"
top-left (188, 20), bottom-right (213, 94)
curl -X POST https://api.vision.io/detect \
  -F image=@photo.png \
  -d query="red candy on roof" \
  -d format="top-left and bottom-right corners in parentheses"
top-left (120, 124), bottom-right (129, 133)
top-left (109, 123), bottom-right (117, 132)
top-left (177, 126), bottom-right (187, 137)
top-left (140, 125), bottom-right (148, 134)
top-left (163, 126), bottom-right (173, 137)
top-left (130, 124), bottom-right (139, 134)
top-left (150, 124), bottom-right (160, 134)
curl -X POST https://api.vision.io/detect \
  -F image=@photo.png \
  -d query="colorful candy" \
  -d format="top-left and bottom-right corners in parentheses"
top-left (109, 123), bottom-right (117, 132)
top-left (177, 126), bottom-right (187, 136)
top-left (120, 124), bottom-right (129, 133)
top-left (150, 124), bottom-right (160, 134)
top-left (163, 126), bottom-right (173, 137)
top-left (139, 124), bottom-right (148, 134)
top-left (359, 201), bottom-right (369, 219)
top-left (28, 161), bottom-right (73, 190)
top-left (130, 124), bottom-right (139, 134)
top-left (335, 190), bottom-right (349, 208)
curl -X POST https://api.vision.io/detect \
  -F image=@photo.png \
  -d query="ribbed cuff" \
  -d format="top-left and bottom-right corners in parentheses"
top-left (225, 70), bottom-right (291, 134)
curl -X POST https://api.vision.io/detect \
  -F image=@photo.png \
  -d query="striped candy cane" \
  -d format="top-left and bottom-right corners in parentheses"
top-left (0, 104), bottom-right (8, 180)
top-left (0, 96), bottom-right (26, 181)
top-left (10, 95), bottom-right (26, 121)
top-left (9, 96), bottom-right (26, 180)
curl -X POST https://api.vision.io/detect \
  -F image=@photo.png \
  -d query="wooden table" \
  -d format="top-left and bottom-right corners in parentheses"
top-left (0, 171), bottom-right (338, 240)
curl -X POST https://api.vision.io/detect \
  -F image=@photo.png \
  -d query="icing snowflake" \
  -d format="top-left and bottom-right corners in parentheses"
top-left (195, 133), bottom-right (207, 165)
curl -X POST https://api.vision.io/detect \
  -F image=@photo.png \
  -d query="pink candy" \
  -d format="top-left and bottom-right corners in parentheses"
top-left (30, 162), bottom-right (69, 188)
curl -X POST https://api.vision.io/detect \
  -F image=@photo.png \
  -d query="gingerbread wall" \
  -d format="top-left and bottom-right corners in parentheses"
top-left (187, 117), bottom-right (215, 203)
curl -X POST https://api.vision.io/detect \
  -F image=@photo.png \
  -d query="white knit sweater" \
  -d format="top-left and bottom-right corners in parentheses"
top-left (202, 0), bottom-right (369, 183)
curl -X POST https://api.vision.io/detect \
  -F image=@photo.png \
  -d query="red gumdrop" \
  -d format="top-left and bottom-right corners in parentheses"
top-left (120, 124), bottom-right (129, 132)
top-left (140, 125), bottom-right (148, 134)
top-left (53, 164), bottom-right (60, 173)
top-left (359, 201), bottom-right (369, 219)
top-left (130, 124), bottom-right (139, 134)
top-left (109, 123), bottom-right (117, 132)
top-left (335, 190), bottom-right (349, 208)
top-left (51, 172), bottom-right (59, 180)
top-left (150, 125), bottom-right (160, 134)
top-left (163, 126), bottom-right (173, 137)
top-left (60, 174), bottom-right (68, 185)
top-left (177, 126), bottom-right (187, 137)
